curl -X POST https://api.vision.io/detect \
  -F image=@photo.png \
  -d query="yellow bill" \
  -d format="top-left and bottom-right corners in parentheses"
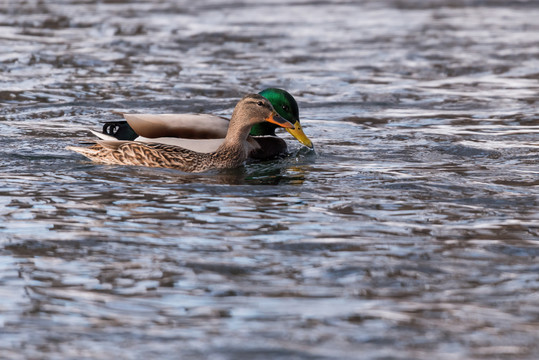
top-left (286, 121), bottom-right (313, 149)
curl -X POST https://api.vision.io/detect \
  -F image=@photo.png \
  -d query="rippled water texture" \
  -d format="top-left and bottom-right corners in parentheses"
top-left (1, 0), bottom-right (539, 359)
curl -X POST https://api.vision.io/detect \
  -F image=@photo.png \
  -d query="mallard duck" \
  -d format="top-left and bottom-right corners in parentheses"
top-left (67, 94), bottom-right (294, 172)
top-left (99, 88), bottom-right (313, 160)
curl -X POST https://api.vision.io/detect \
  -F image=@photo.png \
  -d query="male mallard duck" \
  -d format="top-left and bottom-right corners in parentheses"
top-left (98, 88), bottom-right (313, 160)
top-left (67, 94), bottom-right (294, 172)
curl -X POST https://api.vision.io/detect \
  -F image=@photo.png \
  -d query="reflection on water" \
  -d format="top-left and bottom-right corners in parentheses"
top-left (1, 0), bottom-right (539, 359)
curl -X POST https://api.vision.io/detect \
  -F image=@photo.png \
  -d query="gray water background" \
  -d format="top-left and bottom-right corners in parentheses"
top-left (1, 0), bottom-right (538, 359)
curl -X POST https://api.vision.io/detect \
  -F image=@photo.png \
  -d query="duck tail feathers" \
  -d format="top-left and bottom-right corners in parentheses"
top-left (66, 145), bottom-right (101, 158)
top-left (90, 130), bottom-right (117, 141)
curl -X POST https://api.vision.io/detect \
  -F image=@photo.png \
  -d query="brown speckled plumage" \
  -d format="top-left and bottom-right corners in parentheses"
top-left (67, 94), bottom-right (293, 172)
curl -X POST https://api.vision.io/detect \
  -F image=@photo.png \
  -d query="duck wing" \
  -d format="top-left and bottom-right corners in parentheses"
top-left (123, 113), bottom-right (229, 139)
top-left (135, 136), bottom-right (224, 153)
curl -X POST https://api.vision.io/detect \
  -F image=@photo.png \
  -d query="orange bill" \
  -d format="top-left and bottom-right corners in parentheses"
top-left (265, 111), bottom-right (294, 129)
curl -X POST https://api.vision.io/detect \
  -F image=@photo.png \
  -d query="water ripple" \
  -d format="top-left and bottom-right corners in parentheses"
top-left (1, 0), bottom-right (539, 359)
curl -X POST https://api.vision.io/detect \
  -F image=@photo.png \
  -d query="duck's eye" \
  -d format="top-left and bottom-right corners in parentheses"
top-left (282, 105), bottom-right (289, 112)
top-left (257, 101), bottom-right (264, 107)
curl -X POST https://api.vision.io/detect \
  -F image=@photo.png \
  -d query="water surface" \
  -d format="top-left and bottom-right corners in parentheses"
top-left (1, 0), bottom-right (538, 359)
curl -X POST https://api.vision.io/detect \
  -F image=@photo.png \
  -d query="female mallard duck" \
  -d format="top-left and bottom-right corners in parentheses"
top-left (67, 94), bottom-right (294, 172)
top-left (98, 88), bottom-right (313, 160)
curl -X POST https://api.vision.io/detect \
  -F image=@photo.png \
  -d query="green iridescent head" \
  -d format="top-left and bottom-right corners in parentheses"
top-left (250, 88), bottom-right (313, 148)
